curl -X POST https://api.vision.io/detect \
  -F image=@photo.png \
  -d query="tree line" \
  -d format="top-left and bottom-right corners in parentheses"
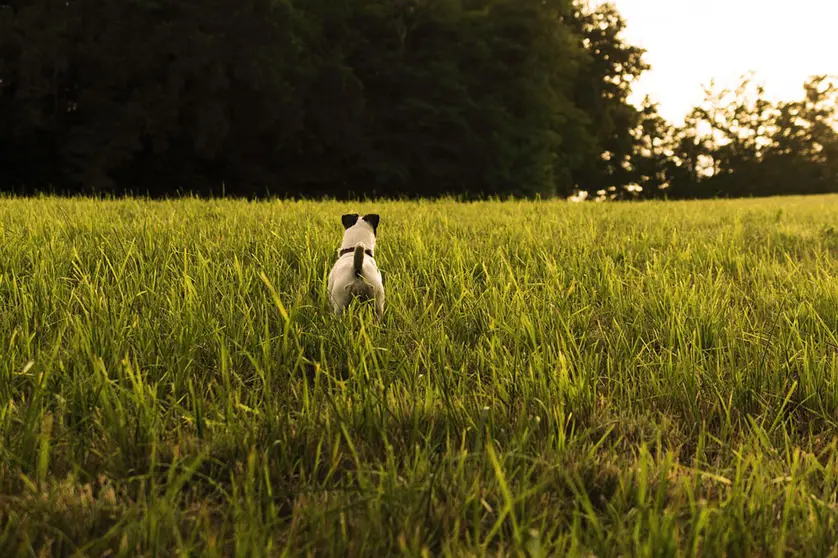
top-left (1, 0), bottom-right (836, 199)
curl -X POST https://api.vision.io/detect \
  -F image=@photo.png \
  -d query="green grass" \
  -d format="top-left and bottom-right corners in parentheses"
top-left (1, 194), bottom-right (837, 557)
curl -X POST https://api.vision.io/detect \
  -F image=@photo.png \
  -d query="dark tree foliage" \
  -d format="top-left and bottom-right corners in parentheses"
top-left (1, 0), bottom-right (306, 196)
top-left (564, 2), bottom-right (648, 194)
top-left (1, 1), bottom-right (836, 199)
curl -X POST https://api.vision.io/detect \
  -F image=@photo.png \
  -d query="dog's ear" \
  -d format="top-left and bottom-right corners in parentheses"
top-left (362, 214), bottom-right (380, 234)
top-left (342, 214), bottom-right (359, 229)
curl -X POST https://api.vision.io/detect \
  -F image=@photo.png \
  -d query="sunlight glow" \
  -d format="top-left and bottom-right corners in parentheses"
top-left (610, 0), bottom-right (838, 123)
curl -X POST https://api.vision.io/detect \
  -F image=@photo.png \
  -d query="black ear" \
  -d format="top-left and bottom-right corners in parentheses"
top-left (362, 214), bottom-right (380, 234)
top-left (341, 214), bottom-right (359, 229)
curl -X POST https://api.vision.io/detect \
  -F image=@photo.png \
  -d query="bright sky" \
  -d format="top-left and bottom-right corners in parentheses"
top-left (612, 0), bottom-right (838, 123)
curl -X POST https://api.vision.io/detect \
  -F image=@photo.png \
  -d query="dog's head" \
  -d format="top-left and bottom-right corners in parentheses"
top-left (340, 213), bottom-right (379, 250)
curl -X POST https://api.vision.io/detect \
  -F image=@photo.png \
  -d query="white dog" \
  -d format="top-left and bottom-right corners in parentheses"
top-left (327, 213), bottom-right (385, 317)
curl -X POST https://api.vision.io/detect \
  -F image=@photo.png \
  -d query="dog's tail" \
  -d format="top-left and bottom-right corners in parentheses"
top-left (353, 242), bottom-right (366, 277)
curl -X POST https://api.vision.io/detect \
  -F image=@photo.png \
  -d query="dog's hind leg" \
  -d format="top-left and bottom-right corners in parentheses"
top-left (329, 290), bottom-right (347, 316)
top-left (374, 290), bottom-right (385, 319)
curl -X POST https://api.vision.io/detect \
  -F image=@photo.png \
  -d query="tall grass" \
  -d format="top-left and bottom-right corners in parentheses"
top-left (1, 195), bottom-right (837, 556)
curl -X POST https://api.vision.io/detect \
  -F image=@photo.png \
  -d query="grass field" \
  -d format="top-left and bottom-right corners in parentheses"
top-left (1, 195), bottom-right (837, 557)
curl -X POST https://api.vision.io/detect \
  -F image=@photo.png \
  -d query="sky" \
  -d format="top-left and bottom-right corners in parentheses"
top-left (610, 0), bottom-right (838, 123)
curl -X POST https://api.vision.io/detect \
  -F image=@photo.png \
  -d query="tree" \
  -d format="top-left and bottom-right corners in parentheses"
top-left (1, 0), bottom-right (306, 195)
top-left (763, 76), bottom-right (838, 195)
top-left (0, 0), bottom-right (70, 190)
top-left (664, 74), bottom-right (838, 198)
top-left (564, 2), bottom-right (649, 197)
top-left (623, 96), bottom-right (679, 199)
top-left (287, 0), bottom-right (593, 199)
top-left (4, 0), bottom-right (833, 200)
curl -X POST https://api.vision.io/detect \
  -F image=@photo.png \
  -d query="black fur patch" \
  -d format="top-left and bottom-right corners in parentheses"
top-left (362, 214), bottom-right (380, 234)
top-left (342, 214), bottom-right (359, 229)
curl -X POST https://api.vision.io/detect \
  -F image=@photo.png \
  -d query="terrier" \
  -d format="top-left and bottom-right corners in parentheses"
top-left (327, 214), bottom-right (385, 317)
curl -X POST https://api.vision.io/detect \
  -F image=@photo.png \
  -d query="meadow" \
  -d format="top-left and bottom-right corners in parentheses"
top-left (1, 194), bottom-right (837, 557)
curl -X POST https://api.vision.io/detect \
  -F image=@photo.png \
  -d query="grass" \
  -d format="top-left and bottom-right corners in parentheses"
top-left (0, 194), bottom-right (837, 557)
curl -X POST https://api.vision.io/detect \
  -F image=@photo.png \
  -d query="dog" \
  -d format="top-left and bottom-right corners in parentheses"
top-left (327, 213), bottom-right (385, 317)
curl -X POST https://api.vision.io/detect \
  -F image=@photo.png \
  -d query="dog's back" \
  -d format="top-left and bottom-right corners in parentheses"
top-left (327, 214), bottom-right (385, 316)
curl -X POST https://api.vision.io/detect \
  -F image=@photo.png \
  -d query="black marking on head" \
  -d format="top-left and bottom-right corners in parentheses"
top-left (362, 214), bottom-right (380, 235)
top-left (342, 214), bottom-right (359, 229)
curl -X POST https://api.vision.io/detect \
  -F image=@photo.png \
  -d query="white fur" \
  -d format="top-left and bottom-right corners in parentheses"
top-left (327, 215), bottom-right (385, 317)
